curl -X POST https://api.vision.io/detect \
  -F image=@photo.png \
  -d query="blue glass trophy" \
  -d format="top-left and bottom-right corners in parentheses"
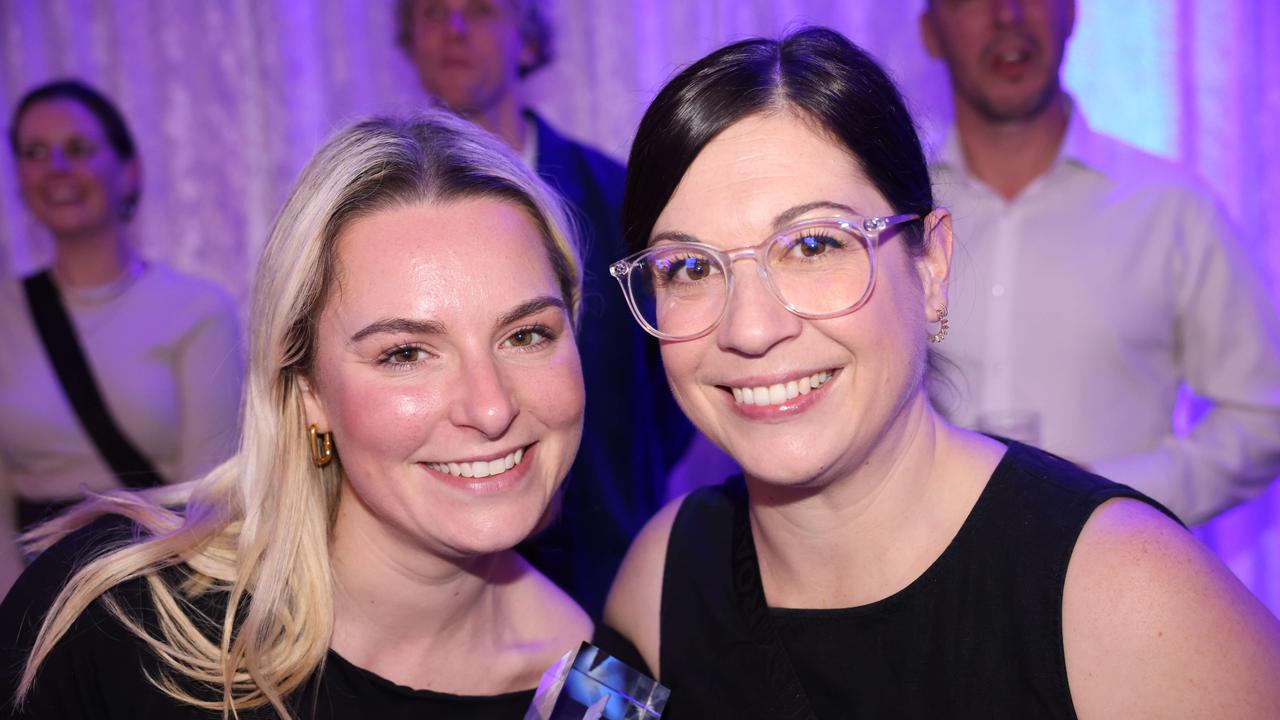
top-left (524, 642), bottom-right (669, 720)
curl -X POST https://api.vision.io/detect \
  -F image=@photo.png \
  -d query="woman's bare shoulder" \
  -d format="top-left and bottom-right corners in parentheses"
top-left (601, 493), bottom-right (688, 679)
top-left (1063, 497), bottom-right (1280, 719)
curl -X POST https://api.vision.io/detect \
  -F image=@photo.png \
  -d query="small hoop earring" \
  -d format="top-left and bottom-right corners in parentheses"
top-left (309, 424), bottom-right (334, 467)
top-left (928, 306), bottom-right (949, 343)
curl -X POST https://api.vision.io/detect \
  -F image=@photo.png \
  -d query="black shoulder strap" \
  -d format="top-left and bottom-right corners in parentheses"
top-left (728, 479), bottom-right (819, 720)
top-left (22, 270), bottom-right (165, 489)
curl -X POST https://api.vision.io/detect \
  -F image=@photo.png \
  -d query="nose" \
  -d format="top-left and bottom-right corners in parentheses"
top-left (47, 147), bottom-right (72, 172)
top-left (446, 8), bottom-right (468, 35)
top-left (715, 259), bottom-right (803, 357)
top-left (449, 352), bottom-right (518, 439)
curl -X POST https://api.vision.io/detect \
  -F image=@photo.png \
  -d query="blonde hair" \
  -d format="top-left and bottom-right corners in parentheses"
top-left (15, 110), bottom-right (581, 717)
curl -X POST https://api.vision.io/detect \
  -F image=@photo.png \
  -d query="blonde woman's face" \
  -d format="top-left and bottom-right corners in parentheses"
top-left (303, 198), bottom-right (583, 559)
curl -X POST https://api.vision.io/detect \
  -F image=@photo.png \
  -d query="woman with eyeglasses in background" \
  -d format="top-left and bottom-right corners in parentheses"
top-left (0, 80), bottom-right (242, 596)
top-left (603, 27), bottom-right (1280, 718)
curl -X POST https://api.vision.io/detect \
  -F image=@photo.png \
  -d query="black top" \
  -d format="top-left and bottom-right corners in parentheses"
top-left (517, 112), bottom-right (692, 619)
top-left (657, 442), bottom-right (1180, 720)
top-left (0, 517), bottom-right (536, 719)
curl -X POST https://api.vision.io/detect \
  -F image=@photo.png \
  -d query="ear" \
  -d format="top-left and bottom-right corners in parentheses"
top-left (915, 207), bottom-right (953, 321)
top-left (124, 155), bottom-right (142, 189)
top-left (919, 7), bottom-right (943, 60)
top-left (1065, 0), bottom-right (1077, 40)
top-left (297, 374), bottom-right (331, 433)
top-left (121, 156), bottom-right (143, 206)
top-left (518, 38), bottom-right (538, 75)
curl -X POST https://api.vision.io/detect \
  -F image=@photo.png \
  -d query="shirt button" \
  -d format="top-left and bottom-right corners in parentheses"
top-left (992, 284), bottom-right (1006, 297)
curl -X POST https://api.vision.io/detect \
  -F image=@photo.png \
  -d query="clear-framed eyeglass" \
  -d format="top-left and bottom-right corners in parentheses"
top-left (609, 214), bottom-right (919, 341)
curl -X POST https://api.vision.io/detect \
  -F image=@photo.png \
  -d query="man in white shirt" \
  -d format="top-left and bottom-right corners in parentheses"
top-left (919, 0), bottom-right (1280, 524)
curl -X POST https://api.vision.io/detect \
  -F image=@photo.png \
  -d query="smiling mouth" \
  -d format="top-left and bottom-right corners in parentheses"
top-left (425, 446), bottom-right (526, 479)
top-left (723, 370), bottom-right (835, 407)
top-left (994, 49), bottom-right (1030, 64)
top-left (43, 187), bottom-right (87, 205)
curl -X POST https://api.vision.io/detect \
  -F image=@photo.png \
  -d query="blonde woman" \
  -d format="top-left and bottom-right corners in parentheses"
top-left (0, 111), bottom-right (592, 718)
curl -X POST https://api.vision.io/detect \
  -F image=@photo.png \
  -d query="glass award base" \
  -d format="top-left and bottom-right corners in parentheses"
top-left (525, 641), bottom-right (669, 720)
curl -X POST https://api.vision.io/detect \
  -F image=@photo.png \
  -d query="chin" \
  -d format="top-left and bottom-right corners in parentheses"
top-left (436, 500), bottom-right (551, 557)
top-left (725, 441), bottom-right (837, 489)
top-left (743, 463), bottom-right (832, 489)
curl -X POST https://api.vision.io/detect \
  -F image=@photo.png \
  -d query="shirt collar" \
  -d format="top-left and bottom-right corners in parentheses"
top-left (936, 95), bottom-right (1117, 180)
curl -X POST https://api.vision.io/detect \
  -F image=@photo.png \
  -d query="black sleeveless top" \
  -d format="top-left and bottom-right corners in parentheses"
top-left (658, 442), bottom-right (1178, 720)
top-left (0, 517), bottom-right (539, 719)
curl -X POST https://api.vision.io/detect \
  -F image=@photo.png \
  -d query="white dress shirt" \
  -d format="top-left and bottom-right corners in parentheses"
top-left (930, 104), bottom-right (1280, 524)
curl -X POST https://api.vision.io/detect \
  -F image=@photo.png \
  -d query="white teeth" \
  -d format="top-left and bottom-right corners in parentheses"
top-left (768, 384), bottom-right (786, 405)
top-left (429, 447), bottom-right (525, 479)
top-left (728, 371), bottom-right (833, 407)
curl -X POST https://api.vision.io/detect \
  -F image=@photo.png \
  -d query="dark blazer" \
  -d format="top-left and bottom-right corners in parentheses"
top-left (519, 112), bottom-right (691, 617)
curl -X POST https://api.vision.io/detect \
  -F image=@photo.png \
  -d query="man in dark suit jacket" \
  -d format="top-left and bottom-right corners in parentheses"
top-left (396, 0), bottom-right (691, 617)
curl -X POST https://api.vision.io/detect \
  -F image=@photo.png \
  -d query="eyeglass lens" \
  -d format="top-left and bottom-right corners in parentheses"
top-left (626, 221), bottom-right (874, 339)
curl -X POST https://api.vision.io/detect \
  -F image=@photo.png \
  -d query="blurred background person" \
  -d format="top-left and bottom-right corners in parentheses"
top-left (921, 0), bottom-right (1280, 525)
top-left (396, 0), bottom-right (692, 616)
top-left (1, 111), bottom-right (591, 718)
top-left (0, 80), bottom-right (243, 595)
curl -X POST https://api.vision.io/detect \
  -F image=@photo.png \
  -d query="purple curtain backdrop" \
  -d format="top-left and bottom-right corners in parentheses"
top-left (2, 0), bottom-right (1278, 614)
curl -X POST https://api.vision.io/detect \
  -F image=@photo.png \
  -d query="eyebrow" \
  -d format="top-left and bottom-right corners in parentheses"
top-left (771, 200), bottom-right (861, 227)
top-left (349, 317), bottom-right (446, 344)
top-left (497, 295), bottom-right (567, 327)
top-left (347, 295), bottom-right (566, 344)
top-left (650, 200), bottom-right (863, 245)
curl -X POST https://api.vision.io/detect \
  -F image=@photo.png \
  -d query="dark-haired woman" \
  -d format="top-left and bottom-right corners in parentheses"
top-left (0, 80), bottom-right (242, 593)
top-left (604, 27), bottom-right (1280, 718)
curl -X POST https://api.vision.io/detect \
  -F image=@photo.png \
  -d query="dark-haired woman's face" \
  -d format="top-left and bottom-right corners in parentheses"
top-left (652, 112), bottom-right (950, 488)
top-left (14, 99), bottom-right (139, 240)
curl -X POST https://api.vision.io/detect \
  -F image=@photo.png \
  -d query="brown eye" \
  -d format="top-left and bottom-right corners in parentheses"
top-left (18, 143), bottom-right (48, 162)
top-left (793, 233), bottom-right (842, 257)
top-left (65, 139), bottom-right (97, 160)
top-left (664, 255), bottom-right (715, 283)
top-left (388, 347), bottom-right (424, 363)
top-left (504, 326), bottom-right (554, 350)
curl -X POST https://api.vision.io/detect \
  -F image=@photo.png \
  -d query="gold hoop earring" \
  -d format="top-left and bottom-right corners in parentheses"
top-left (309, 424), bottom-right (334, 467)
top-left (928, 306), bottom-right (949, 343)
